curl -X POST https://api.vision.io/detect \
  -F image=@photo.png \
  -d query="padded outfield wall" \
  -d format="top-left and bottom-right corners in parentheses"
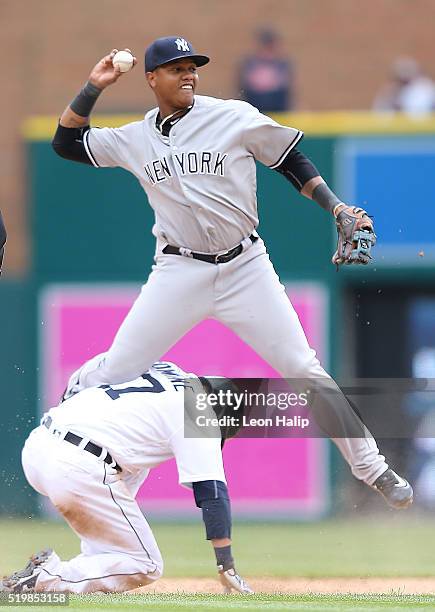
top-left (1, 113), bottom-right (434, 515)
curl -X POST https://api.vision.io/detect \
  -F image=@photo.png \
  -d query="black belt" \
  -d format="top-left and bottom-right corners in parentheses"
top-left (162, 234), bottom-right (258, 264)
top-left (43, 416), bottom-right (122, 473)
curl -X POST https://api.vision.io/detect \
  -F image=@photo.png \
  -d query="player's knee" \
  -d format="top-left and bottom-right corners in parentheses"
top-left (151, 556), bottom-right (164, 581)
top-left (102, 358), bottom-right (145, 386)
top-left (289, 352), bottom-right (327, 379)
top-left (134, 554), bottom-right (163, 585)
top-left (117, 563), bottom-right (163, 591)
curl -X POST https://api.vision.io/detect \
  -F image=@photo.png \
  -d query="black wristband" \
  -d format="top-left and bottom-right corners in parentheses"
top-left (70, 81), bottom-right (102, 117)
top-left (311, 182), bottom-right (342, 215)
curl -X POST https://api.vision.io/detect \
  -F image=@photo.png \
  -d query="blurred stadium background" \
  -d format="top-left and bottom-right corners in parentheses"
top-left (1, 0), bottom-right (435, 582)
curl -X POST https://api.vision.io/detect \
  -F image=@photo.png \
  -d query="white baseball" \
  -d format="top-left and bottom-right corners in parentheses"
top-left (112, 50), bottom-right (134, 73)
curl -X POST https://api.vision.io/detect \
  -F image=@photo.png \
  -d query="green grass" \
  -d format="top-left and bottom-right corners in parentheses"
top-left (68, 593), bottom-right (435, 611)
top-left (3, 593), bottom-right (435, 611)
top-left (1, 516), bottom-right (435, 578)
top-left (2, 517), bottom-right (435, 610)
top-left (80, 593), bottom-right (435, 610)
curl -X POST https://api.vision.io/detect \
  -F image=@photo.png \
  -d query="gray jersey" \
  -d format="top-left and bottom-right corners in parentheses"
top-left (84, 95), bottom-right (303, 252)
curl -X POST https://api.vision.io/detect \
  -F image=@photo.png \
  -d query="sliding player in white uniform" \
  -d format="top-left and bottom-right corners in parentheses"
top-left (52, 36), bottom-right (412, 509)
top-left (1, 362), bottom-right (252, 594)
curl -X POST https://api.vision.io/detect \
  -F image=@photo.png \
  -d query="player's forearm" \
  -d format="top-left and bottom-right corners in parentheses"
top-left (192, 480), bottom-right (235, 570)
top-left (194, 485), bottom-right (232, 539)
top-left (59, 107), bottom-right (92, 128)
top-left (59, 81), bottom-right (103, 128)
top-left (304, 180), bottom-right (345, 216)
top-left (59, 49), bottom-right (136, 128)
top-left (274, 148), bottom-right (344, 215)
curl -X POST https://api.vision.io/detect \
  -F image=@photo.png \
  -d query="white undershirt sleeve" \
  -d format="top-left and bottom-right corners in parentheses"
top-left (169, 430), bottom-right (226, 487)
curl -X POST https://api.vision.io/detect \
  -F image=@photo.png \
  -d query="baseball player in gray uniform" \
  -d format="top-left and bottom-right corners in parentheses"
top-left (52, 36), bottom-right (412, 509)
top-left (2, 361), bottom-right (252, 594)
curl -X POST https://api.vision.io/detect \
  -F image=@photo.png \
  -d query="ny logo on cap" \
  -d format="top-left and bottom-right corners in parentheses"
top-left (175, 38), bottom-right (190, 52)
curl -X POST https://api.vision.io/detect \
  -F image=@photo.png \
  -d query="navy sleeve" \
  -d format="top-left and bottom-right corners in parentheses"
top-left (52, 123), bottom-right (93, 165)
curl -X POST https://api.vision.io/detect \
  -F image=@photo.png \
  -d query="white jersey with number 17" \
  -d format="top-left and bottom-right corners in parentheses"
top-left (43, 361), bottom-right (225, 486)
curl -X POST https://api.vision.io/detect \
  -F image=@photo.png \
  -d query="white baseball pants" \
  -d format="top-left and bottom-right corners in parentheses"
top-left (69, 238), bottom-right (387, 485)
top-left (22, 426), bottom-right (162, 593)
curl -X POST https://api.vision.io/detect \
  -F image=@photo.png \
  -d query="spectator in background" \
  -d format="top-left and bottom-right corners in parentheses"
top-left (239, 28), bottom-right (294, 112)
top-left (373, 57), bottom-right (435, 117)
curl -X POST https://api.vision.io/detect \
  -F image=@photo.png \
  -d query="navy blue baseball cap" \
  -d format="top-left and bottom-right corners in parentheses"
top-left (145, 36), bottom-right (210, 72)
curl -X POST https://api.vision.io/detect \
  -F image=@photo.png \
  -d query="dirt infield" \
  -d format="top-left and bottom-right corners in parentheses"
top-left (134, 577), bottom-right (435, 595)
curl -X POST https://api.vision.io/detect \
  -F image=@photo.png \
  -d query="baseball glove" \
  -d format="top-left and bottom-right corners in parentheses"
top-left (332, 204), bottom-right (376, 267)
